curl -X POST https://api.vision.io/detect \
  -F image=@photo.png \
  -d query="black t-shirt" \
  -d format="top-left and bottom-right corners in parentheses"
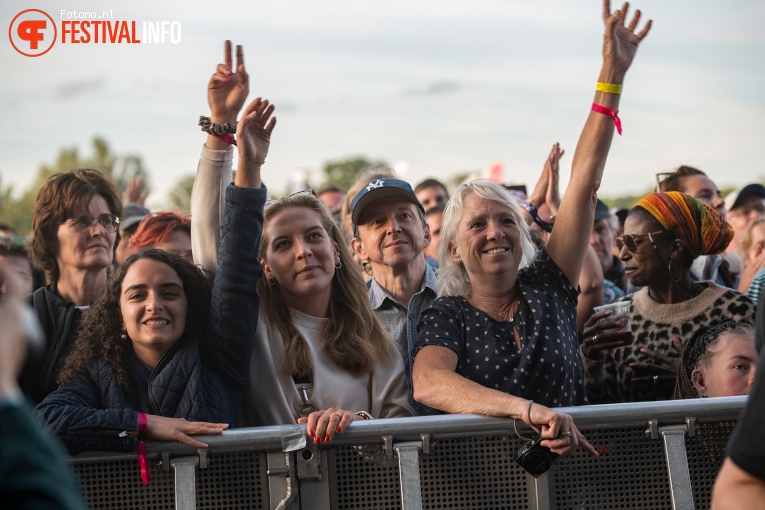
top-left (415, 248), bottom-right (587, 408)
top-left (727, 346), bottom-right (765, 480)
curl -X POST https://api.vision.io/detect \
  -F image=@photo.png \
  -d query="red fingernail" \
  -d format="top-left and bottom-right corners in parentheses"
top-left (314, 437), bottom-right (320, 445)
top-left (324, 435), bottom-right (330, 443)
top-left (598, 445), bottom-right (609, 455)
top-left (308, 429), bottom-right (314, 437)
top-left (336, 427), bottom-right (342, 434)
top-left (639, 348), bottom-right (646, 353)
top-left (614, 321), bottom-right (622, 327)
top-left (629, 363), bottom-right (635, 368)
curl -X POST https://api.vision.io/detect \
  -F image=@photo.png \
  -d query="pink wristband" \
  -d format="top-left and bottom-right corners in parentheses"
top-left (136, 412), bottom-right (151, 484)
top-left (591, 103), bottom-right (622, 135)
top-left (211, 132), bottom-right (237, 146)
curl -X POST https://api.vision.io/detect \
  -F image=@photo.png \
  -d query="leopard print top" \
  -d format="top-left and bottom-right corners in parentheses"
top-left (583, 281), bottom-right (756, 404)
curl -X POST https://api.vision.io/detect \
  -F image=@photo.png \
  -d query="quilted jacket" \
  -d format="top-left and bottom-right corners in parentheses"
top-left (34, 184), bottom-right (265, 453)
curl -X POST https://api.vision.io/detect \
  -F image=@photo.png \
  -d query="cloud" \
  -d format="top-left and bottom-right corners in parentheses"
top-left (404, 80), bottom-right (460, 97)
top-left (55, 79), bottom-right (105, 99)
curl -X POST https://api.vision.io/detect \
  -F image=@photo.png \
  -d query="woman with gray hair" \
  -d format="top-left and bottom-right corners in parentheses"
top-left (412, 0), bottom-right (652, 457)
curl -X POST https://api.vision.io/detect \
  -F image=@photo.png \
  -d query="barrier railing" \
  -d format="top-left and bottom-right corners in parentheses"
top-left (70, 396), bottom-right (745, 510)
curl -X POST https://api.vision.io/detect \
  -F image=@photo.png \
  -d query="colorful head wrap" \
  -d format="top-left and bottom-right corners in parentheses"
top-left (634, 191), bottom-right (733, 259)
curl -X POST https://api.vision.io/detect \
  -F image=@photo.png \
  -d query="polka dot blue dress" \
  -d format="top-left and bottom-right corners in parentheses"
top-left (415, 248), bottom-right (587, 407)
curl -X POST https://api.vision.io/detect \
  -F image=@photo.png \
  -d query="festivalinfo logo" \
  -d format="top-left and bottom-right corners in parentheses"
top-left (9, 8), bottom-right (182, 57)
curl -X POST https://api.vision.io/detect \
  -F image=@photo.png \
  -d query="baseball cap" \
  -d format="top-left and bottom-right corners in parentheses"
top-left (351, 178), bottom-right (424, 235)
top-left (724, 183), bottom-right (765, 212)
top-left (120, 203), bottom-right (150, 231)
top-left (594, 199), bottom-right (611, 221)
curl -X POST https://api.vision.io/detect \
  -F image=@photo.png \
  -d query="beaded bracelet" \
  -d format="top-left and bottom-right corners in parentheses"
top-left (199, 116), bottom-right (237, 135)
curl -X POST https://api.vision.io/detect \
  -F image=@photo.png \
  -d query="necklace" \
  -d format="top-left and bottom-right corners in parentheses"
top-left (470, 292), bottom-right (518, 323)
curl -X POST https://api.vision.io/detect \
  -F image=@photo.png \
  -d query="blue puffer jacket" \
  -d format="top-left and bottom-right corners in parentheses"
top-left (34, 184), bottom-right (265, 453)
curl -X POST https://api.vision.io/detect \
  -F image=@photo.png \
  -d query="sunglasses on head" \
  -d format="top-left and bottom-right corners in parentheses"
top-left (655, 172), bottom-right (674, 193)
top-left (265, 189), bottom-right (317, 207)
top-left (615, 230), bottom-right (668, 253)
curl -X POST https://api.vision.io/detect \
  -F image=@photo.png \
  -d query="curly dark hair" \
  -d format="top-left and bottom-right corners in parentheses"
top-left (30, 169), bottom-right (122, 282)
top-left (57, 248), bottom-right (211, 388)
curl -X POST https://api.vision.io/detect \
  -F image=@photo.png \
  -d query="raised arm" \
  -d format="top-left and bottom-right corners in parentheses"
top-left (546, 0), bottom-right (652, 285)
top-left (191, 41), bottom-right (250, 276)
top-left (202, 97), bottom-right (275, 421)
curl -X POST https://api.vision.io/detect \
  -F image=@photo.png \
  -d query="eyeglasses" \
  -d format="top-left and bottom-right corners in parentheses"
top-left (265, 189), bottom-right (317, 207)
top-left (64, 214), bottom-right (120, 233)
top-left (655, 172), bottom-right (674, 193)
top-left (616, 230), bottom-right (667, 253)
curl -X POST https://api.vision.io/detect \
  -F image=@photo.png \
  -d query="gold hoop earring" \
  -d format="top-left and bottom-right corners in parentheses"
top-left (668, 257), bottom-right (683, 283)
top-left (335, 260), bottom-right (342, 269)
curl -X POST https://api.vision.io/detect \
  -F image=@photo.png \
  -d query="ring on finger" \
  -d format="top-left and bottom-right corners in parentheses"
top-left (592, 334), bottom-right (598, 343)
top-left (561, 431), bottom-right (572, 437)
top-left (653, 375), bottom-right (659, 385)
top-left (330, 411), bottom-right (341, 418)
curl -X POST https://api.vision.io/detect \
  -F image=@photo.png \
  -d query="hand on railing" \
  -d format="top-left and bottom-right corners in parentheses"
top-left (528, 401), bottom-right (599, 457)
top-left (144, 415), bottom-right (228, 448)
top-left (297, 407), bottom-right (363, 445)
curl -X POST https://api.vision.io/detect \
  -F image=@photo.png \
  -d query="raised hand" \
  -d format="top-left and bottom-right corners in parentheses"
top-left (144, 415), bottom-right (228, 448)
top-left (234, 97), bottom-right (277, 189)
top-left (208, 40), bottom-right (249, 124)
top-left (602, 0), bottom-right (652, 75)
top-left (545, 143), bottom-right (564, 215)
top-left (125, 176), bottom-right (148, 205)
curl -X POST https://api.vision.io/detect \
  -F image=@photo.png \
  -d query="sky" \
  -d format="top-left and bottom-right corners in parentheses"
top-left (2, 0), bottom-right (764, 210)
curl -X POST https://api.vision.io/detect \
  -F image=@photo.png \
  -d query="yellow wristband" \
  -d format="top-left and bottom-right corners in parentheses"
top-left (596, 82), bottom-right (622, 95)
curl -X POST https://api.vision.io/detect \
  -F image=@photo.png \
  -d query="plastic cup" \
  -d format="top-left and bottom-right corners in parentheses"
top-left (593, 302), bottom-right (632, 344)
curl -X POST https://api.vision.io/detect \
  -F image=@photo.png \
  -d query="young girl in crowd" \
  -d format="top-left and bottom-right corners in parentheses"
top-left (191, 42), bottom-right (413, 445)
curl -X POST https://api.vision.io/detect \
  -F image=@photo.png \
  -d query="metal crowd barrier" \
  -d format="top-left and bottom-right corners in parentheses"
top-left (70, 396), bottom-right (745, 510)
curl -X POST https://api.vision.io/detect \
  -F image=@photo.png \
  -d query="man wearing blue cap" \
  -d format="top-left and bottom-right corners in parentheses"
top-left (350, 178), bottom-right (437, 415)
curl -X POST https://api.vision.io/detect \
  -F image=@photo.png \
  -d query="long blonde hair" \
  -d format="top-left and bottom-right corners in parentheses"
top-left (259, 194), bottom-right (392, 377)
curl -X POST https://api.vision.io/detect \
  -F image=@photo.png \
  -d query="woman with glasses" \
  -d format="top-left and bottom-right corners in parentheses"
top-left (191, 42), bottom-right (413, 445)
top-left (20, 169), bottom-right (122, 404)
top-left (34, 97), bottom-right (270, 454)
top-left (582, 192), bottom-right (755, 404)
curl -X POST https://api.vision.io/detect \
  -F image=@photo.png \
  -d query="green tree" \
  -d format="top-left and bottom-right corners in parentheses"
top-left (168, 174), bottom-right (196, 212)
top-left (0, 137), bottom-right (147, 235)
top-left (322, 156), bottom-right (387, 191)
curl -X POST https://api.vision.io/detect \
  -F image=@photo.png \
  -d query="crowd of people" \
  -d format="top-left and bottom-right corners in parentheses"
top-left (1, 1), bottom-right (764, 508)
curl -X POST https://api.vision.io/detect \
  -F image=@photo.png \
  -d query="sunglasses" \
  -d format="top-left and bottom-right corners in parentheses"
top-left (616, 230), bottom-right (667, 253)
top-left (265, 189), bottom-right (317, 207)
top-left (64, 214), bottom-right (120, 233)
